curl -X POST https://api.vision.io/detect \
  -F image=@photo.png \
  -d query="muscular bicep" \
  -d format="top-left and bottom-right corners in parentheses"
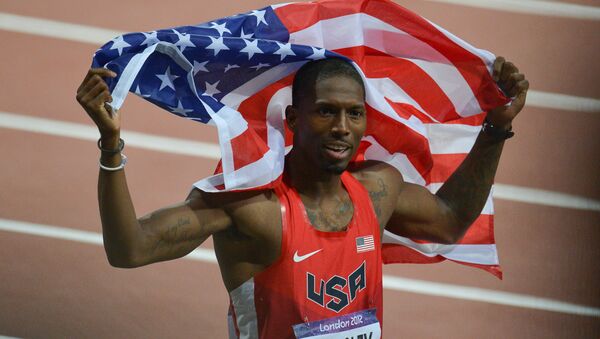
top-left (133, 189), bottom-right (232, 266)
top-left (386, 182), bottom-right (460, 244)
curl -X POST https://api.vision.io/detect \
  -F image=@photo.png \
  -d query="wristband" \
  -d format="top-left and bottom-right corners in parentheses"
top-left (99, 154), bottom-right (127, 171)
top-left (97, 138), bottom-right (124, 154)
top-left (482, 119), bottom-right (514, 140)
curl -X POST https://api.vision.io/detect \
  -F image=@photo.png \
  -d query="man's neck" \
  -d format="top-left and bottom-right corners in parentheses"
top-left (286, 150), bottom-right (345, 199)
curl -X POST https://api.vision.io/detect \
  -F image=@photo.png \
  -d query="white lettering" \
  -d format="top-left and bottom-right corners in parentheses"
top-left (319, 319), bottom-right (351, 332)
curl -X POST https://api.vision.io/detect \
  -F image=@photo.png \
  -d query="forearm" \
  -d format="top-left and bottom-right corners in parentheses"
top-left (435, 132), bottom-right (504, 239)
top-left (97, 135), bottom-right (143, 267)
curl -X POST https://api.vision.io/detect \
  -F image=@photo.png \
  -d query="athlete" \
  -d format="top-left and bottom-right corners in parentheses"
top-left (76, 57), bottom-right (528, 338)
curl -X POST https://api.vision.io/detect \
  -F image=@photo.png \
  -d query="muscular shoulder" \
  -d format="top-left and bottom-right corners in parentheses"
top-left (187, 187), bottom-right (281, 238)
top-left (348, 160), bottom-right (403, 227)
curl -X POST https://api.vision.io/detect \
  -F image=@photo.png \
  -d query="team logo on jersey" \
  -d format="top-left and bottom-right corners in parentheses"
top-left (306, 261), bottom-right (367, 313)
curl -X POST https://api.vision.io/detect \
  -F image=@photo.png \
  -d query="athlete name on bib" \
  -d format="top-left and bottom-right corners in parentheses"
top-left (293, 308), bottom-right (381, 339)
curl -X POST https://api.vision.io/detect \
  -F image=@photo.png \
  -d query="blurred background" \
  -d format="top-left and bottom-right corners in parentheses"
top-left (0, 0), bottom-right (598, 337)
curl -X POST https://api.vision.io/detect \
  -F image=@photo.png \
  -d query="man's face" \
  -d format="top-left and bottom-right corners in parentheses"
top-left (289, 75), bottom-right (366, 174)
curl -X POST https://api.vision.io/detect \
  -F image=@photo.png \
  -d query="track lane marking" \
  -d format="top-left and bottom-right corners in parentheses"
top-left (424, 0), bottom-right (600, 20)
top-left (1, 111), bottom-right (599, 212)
top-left (0, 12), bottom-right (598, 113)
top-left (0, 217), bottom-right (598, 317)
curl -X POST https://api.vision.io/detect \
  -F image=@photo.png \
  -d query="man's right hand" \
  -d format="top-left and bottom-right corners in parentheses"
top-left (76, 68), bottom-right (120, 147)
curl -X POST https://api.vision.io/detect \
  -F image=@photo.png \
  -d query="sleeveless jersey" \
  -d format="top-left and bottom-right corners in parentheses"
top-left (227, 171), bottom-right (383, 339)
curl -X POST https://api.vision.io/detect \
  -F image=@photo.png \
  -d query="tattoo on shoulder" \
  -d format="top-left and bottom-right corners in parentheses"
top-left (369, 178), bottom-right (388, 220)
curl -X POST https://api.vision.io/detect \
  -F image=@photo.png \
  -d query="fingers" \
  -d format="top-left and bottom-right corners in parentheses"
top-left (492, 57), bottom-right (505, 82)
top-left (493, 56), bottom-right (526, 98)
top-left (76, 68), bottom-right (116, 92)
top-left (509, 79), bottom-right (530, 112)
top-left (504, 73), bottom-right (525, 97)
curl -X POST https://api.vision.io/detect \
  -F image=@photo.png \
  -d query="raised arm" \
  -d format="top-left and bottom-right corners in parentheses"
top-left (76, 68), bottom-right (231, 268)
top-left (385, 57), bottom-right (529, 243)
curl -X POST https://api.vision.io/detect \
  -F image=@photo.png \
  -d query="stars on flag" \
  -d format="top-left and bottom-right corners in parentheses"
top-left (203, 80), bottom-right (221, 97)
top-left (308, 46), bottom-right (326, 60)
top-left (140, 31), bottom-right (159, 47)
top-left (170, 100), bottom-right (194, 116)
top-left (193, 60), bottom-right (209, 75)
top-left (274, 42), bottom-right (296, 61)
top-left (209, 22), bottom-right (232, 37)
top-left (224, 64), bottom-right (240, 72)
top-left (240, 28), bottom-right (254, 39)
top-left (250, 9), bottom-right (268, 26)
top-left (207, 36), bottom-right (230, 56)
top-left (240, 39), bottom-right (263, 59)
top-left (156, 66), bottom-right (179, 91)
top-left (134, 85), bottom-right (151, 98)
top-left (251, 62), bottom-right (270, 71)
top-left (109, 35), bottom-right (131, 56)
top-left (173, 30), bottom-right (195, 52)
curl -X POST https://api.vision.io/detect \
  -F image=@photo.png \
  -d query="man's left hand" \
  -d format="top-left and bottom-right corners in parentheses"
top-left (487, 57), bottom-right (530, 130)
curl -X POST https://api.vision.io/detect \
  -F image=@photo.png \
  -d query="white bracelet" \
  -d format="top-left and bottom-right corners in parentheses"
top-left (99, 153), bottom-right (127, 171)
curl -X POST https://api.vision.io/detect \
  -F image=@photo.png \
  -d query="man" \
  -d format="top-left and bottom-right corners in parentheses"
top-left (76, 57), bottom-right (528, 338)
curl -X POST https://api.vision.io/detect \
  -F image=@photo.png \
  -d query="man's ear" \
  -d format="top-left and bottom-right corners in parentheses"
top-left (285, 105), bottom-right (297, 132)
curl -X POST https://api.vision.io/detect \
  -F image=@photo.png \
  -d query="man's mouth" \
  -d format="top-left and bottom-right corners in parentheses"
top-left (323, 143), bottom-right (351, 160)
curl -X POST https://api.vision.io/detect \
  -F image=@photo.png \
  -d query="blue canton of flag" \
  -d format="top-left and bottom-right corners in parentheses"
top-left (356, 235), bottom-right (375, 253)
top-left (92, 6), bottom-right (334, 125)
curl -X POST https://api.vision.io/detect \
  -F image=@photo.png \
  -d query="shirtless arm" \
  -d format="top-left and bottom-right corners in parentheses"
top-left (375, 57), bottom-right (529, 243)
top-left (76, 68), bottom-right (231, 267)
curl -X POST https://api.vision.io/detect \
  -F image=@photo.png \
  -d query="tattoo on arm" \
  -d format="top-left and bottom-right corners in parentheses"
top-left (437, 133), bottom-right (504, 227)
top-left (368, 178), bottom-right (388, 222)
top-left (141, 215), bottom-right (200, 255)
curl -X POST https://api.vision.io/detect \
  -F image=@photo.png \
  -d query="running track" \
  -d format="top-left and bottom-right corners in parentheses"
top-left (0, 0), bottom-right (599, 337)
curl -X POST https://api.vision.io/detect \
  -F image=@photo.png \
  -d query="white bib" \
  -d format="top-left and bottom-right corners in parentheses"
top-left (293, 309), bottom-right (381, 339)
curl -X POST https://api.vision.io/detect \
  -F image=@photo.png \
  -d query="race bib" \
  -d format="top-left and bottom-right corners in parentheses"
top-left (293, 309), bottom-right (381, 339)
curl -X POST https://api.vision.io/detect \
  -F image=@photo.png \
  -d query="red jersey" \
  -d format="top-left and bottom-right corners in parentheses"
top-left (228, 172), bottom-right (383, 338)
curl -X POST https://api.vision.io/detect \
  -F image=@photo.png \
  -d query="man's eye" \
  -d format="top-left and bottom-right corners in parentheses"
top-left (349, 110), bottom-right (364, 118)
top-left (319, 107), bottom-right (334, 115)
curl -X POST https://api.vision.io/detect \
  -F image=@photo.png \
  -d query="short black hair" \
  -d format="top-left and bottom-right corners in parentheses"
top-left (292, 58), bottom-right (365, 107)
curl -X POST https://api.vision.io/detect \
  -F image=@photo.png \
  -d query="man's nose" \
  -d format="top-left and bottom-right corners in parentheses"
top-left (331, 111), bottom-right (350, 136)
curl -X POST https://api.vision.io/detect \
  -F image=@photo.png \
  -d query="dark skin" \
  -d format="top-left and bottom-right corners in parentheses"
top-left (76, 57), bottom-right (528, 292)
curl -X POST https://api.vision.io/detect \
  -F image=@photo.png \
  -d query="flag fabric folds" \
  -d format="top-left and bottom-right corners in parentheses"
top-left (92, 0), bottom-right (509, 278)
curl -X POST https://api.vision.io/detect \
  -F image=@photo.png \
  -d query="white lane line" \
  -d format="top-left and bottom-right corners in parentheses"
top-left (527, 90), bottom-right (600, 113)
top-left (424, 0), bottom-right (600, 20)
top-left (494, 184), bottom-right (600, 211)
top-left (0, 12), bottom-right (122, 44)
top-left (1, 111), bottom-right (599, 212)
top-left (0, 111), bottom-right (221, 159)
top-left (1, 218), bottom-right (599, 317)
top-left (0, 12), bottom-right (599, 114)
top-left (382, 275), bottom-right (600, 317)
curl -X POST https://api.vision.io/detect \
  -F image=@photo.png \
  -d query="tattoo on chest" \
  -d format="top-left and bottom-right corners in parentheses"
top-left (305, 199), bottom-right (353, 232)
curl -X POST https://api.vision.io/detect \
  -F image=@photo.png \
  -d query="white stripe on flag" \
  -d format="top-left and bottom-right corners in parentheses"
top-left (382, 230), bottom-right (499, 265)
top-left (290, 13), bottom-right (483, 116)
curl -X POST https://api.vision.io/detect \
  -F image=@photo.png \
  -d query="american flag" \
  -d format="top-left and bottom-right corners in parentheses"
top-left (92, 0), bottom-right (508, 278)
top-left (356, 235), bottom-right (376, 253)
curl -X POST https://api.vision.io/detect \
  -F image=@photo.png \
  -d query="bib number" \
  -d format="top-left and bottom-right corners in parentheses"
top-left (293, 309), bottom-right (381, 339)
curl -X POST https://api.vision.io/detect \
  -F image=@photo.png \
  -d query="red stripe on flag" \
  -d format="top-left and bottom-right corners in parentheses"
top-left (230, 128), bottom-right (271, 170)
top-left (428, 153), bottom-right (466, 184)
top-left (276, 0), bottom-right (509, 111)
top-left (459, 214), bottom-right (495, 245)
top-left (364, 104), bottom-right (433, 176)
top-left (359, 0), bottom-right (508, 111)
top-left (443, 113), bottom-right (486, 126)
top-left (336, 46), bottom-right (462, 122)
top-left (274, 1), bottom-right (364, 33)
top-left (237, 76), bottom-right (293, 142)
